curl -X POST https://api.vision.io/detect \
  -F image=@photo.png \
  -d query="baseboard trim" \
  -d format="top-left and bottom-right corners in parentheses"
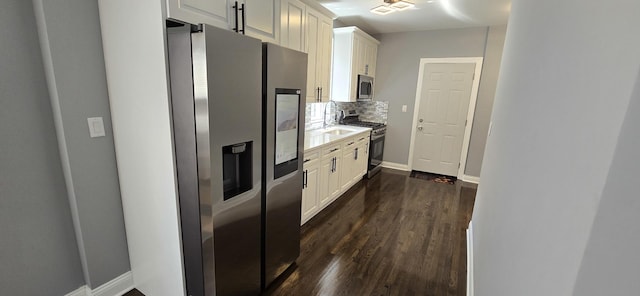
top-left (381, 161), bottom-right (410, 171)
top-left (461, 175), bottom-right (480, 184)
top-left (93, 271), bottom-right (134, 296)
top-left (466, 222), bottom-right (474, 296)
top-left (66, 286), bottom-right (90, 296)
top-left (65, 272), bottom-right (133, 296)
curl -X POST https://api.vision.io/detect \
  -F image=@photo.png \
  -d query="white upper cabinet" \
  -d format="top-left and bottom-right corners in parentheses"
top-left (331, 26), bottom-right (380, 102)
top-left (280, 0), bottom-right (306, 52)
top-left (305, 6), bottom-right (332, 103)
top-left (167, 0), bottom-right (231, 29)
top-left (243, 0), bottom-right (279, 43)
top-left (167, 0), bottom-right (279, 43)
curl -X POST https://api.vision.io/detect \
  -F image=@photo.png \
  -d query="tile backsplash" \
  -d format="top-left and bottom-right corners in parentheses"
top-left (305, 100), bottom-right (389, 131)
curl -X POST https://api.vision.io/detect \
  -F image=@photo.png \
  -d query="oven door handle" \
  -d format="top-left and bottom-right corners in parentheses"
top-left (371, 134), bottom-right (385, 141)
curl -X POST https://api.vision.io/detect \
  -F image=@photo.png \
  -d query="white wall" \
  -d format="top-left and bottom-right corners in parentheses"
top-left (572, 72), bottom-right (640, 296)
top-left (472, 0), bottom-right (640, 295)
top-left (98, 0), bottom-right (185, 295)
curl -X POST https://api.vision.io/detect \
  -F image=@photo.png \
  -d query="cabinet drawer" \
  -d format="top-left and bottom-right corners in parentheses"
top-left (322, 143), bottom-right (341, 157)
top-left (355, 134), bottom-right (369, 143)
top-left (303, 149), bottom-right (320, 164)
top-left (341, 138), bottom-right (357, 150)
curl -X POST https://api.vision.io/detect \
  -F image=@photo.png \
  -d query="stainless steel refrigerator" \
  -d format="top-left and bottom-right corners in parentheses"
top-left (261, 43), bottom-right (307, 289)
top-left (168, 24), bottom-right (263, 296)
top-left (167, 24), bottom-right (306, 296)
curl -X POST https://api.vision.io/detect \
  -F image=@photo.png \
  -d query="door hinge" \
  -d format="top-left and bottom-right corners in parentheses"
top-left (458, 163), bottom-right (461, 169)
top-left (465, 119), bottom-right (467, 127)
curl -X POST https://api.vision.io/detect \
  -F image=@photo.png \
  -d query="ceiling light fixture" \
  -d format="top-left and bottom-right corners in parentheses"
top-left (370, 0), bottom-right (415, 15)
top-left (371, 4), bottom-right (395, 15)
top-left (389, 0), bottom-right (415, 11)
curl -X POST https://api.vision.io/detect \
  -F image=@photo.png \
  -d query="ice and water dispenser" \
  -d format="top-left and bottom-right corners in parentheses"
top-left (222, 141), bottom-right (253, 200)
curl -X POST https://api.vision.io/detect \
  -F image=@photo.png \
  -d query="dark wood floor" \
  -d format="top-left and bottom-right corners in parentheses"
top-left (265, 168), bottom-right (476, 296)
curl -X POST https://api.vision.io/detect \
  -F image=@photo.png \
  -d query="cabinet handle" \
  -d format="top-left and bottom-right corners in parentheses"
top-left (317, 87), bottom-right (321, 102)
top-left (347, 141), bottom-right (354, 146)
top-left (232, 1), bottom-right (239, 33)
top-left (359, 137), bottom-right (365, 141)
top-left (304, 158), bottom-right (312, 163)
top-left (331, 157), bottom-right (336, 172)
top-left (240, 3), bottom-right (246, 35)
top-left (329, 148), bottom-right (339, 153)
top-left (320, 87), bottom-right (323, 100)
top-left (355, 148), bottom-right (358, 160)
top-left (303, 170), bottom-right (307, 188)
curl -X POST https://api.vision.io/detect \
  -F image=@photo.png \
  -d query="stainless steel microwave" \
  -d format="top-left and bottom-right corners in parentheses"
top-left (357, 74), bottom-right (374, 100)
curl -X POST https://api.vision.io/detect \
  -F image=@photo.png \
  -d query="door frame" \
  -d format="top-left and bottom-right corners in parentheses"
top-left (407, 57), bottom-right (484, 180)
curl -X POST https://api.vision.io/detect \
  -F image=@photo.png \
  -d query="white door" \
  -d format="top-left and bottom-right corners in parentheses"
top-left (411, 63), bottom-right (475, 176)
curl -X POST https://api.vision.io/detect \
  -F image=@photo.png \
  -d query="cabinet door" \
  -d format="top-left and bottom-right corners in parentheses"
top-left (167, 0), bottom-right (230, 30)
top-left (368, 44), bottom-right (377, 77)
top-left (341, 147), bottom-right (356, 190)
top-left (280, 0), bottom-right (305, 52)
top-left (301, 164), bottom-right (320, 224)
top-left (359, 37), bottom-right (368, 76)
top-left (243, 0), bottom-right (279, 43)
top-left (319, 157), bottom-right (333, 208)
top-left (305, 7), bottom-right (321, 103)
top-left (318, 15), bottom-right (333, 102)
top-left (360, 141), bottom-right (369, 176)
top-left (354, 142), bottom-right (367, 181)
top-left (329, 155), bottom-right (342, 199)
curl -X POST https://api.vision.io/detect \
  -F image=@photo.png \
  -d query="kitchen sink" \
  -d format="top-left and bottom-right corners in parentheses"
top-left (323, 129), bottom-right (353, 136)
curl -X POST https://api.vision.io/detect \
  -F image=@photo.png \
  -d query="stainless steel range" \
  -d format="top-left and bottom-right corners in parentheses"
top-left (340, 110), bottom-right (386, 178)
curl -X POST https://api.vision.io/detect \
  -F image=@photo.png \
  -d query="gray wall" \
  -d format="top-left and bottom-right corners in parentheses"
top-left (374, 26), bottom-right (506, 177)
top-left (465, 25), bottom-right (507, 177)
top-left (471, 0), bottom-right (640, 295)
top-left (35, 0), bottom-right (130, 288)
top-left (0, 0), bottom-right (85, 294)
top-left (572, 71), bottom-right (640, 296)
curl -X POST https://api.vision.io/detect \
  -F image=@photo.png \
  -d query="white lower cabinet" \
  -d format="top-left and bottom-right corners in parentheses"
top-left (319, 146), bottom-right (341, 209)
top-left (301, 149), bottom-right (320, 224)
top-left (302, 131), bottom-right (370, 225)
top-left (340, 140), bottom-right (358, 190)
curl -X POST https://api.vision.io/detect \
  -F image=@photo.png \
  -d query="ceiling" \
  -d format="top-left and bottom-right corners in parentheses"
top-left (316, 0), bottom-right (511, 35)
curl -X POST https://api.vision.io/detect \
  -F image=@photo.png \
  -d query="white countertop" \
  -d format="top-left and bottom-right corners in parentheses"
top-left (304, 125), bottom-right (372, 151)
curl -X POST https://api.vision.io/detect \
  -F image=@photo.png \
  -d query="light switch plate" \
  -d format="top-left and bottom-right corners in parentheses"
top-left (87, 117), bottom-right (106, 138)
top-left (402, 105), bottom-right (407, 112)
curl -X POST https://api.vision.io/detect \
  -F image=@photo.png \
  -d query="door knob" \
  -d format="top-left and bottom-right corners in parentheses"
top-left (417, 126), bottom-right (423, 131)
top-left (419, 119), bottom-right (424, 123)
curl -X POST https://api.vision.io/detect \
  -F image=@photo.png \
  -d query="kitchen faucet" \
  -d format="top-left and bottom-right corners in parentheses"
top-left (323, 100), bottom-right (338, 129)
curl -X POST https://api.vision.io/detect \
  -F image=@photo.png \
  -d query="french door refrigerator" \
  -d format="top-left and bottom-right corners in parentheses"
top-left (168, 24), bottom-right (262, 296)
top-left (261, 43), bottom-right (307, 289)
